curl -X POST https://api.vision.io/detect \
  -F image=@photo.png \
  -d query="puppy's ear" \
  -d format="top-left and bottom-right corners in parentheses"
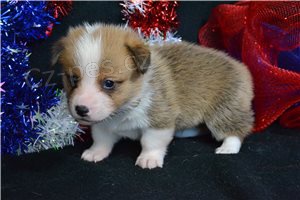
top-left (51, 38), bottom-right (65, 66)
top-left (125, 40), bottom-right (150, 74)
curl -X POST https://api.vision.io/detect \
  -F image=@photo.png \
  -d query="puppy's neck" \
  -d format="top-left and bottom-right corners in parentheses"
top-left (121, 67), bottom-right (154, 118)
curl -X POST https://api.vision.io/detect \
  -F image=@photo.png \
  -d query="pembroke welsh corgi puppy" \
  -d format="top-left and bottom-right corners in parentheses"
top-left (52, 23), bottom-right (254, 169)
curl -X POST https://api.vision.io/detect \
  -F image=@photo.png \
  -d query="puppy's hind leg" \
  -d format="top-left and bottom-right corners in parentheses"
top-left (205, 107), bottom-right (254, 154)
top-left (215, 136), bottom-right (242, 154)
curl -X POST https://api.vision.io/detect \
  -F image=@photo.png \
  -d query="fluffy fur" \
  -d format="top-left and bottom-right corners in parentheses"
top-left (52, 23), bottom-right (254, 169)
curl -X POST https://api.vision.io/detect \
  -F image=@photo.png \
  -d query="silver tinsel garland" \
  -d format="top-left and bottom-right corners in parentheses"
top-left (136, 28), bottom-right (182, 46)
top-left (26, 92), bottom-right (83, 153)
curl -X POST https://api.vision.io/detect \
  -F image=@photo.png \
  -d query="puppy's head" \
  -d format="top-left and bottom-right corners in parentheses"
top-left (52, 23), bottom-right (150, 125)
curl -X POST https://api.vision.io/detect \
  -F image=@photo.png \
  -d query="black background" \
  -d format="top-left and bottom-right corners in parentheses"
top-left (3, 2), bottom-right (300, 200)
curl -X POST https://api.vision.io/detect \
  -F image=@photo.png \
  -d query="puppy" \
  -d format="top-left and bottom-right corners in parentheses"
top-left (52, 23), bottom-right (254, 169)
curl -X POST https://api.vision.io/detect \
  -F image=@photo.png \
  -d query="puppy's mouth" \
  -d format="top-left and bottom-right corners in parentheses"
top-left (75, 118), bottom-right (96, 125)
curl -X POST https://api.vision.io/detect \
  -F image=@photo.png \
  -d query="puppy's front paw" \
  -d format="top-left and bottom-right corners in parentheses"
top-left (135, 151), bottom-right (164, 169)
top-left (81, 148), bottom-right (110, 163)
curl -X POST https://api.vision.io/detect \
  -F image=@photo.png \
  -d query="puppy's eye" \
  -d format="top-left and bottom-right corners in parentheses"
top-left (103, 79), bottom-right (115, 90)
top-left (69, 75), bottom-right (80, 87)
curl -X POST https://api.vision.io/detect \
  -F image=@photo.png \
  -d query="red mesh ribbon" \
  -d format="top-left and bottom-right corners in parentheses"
top-left (199, 2), bottom-right (300, 132)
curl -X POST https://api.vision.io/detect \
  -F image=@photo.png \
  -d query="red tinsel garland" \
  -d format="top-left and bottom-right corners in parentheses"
top-left (199, 2), bottom-right (300, 131)
top-left (122, 0), bottom-right (179, 37)
top-left (46, 0), bottom-right (73, 19)
top-left (45, 1), bottom-right (73, 36)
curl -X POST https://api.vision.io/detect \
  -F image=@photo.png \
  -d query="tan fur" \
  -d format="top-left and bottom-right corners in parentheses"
top-left (148, 43), bottom-right (254, 140)
top-left (53, 23), bottom-right (254, 154)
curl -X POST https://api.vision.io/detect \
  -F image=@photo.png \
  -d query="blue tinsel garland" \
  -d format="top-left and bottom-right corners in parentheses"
top-left (1, 1), bottom-right (60, 155)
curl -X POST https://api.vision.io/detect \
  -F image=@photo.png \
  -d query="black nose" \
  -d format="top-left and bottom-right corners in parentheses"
top-left (75, 105), bottom-right (89, 117)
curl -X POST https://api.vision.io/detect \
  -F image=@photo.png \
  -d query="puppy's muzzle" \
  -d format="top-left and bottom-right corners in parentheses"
top-left (75, 105), bottom-right (89, 117)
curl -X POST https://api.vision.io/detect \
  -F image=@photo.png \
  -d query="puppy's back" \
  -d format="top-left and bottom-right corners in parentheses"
top-left (149, 42), bottom-right (254, 130)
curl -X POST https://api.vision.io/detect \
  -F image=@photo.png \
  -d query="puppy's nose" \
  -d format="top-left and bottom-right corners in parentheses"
top-left (75, 105), bottom-right (89, 117)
